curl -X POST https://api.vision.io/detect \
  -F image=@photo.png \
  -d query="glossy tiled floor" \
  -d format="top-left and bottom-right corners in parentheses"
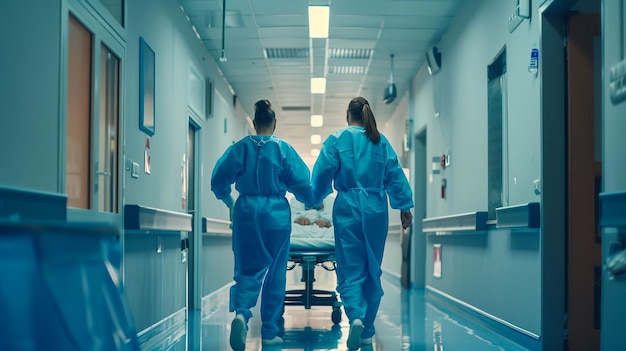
top-left (173, 266), bottom-right (533, 351)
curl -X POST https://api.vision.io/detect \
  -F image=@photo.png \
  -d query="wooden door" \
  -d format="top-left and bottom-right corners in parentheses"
top-left (567, 13), bottom-right (602, 351)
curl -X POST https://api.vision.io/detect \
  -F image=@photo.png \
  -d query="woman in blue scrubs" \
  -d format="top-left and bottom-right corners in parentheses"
top-left (211, 99), bottom-right (313, 351)
top-left (310, 97), bottom-right (414, 350)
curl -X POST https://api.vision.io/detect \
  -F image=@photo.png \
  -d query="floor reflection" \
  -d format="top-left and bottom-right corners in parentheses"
top-left (173, 267), bottom-right (533, 351)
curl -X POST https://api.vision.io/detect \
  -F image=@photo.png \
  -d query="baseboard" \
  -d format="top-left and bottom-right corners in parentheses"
top-left (201, 283), bottom-right (234, 319)
top-left (136, 308), bottom-right (186, 351)
top-left (382, 269), bottom-right (402, 284)
top-left (425, 285), bottom-right (541, 350)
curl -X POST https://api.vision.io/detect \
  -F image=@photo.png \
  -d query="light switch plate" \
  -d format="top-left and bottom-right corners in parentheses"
top-left (131, 162), bottom-right (139, 178)
top-left (533, 179), bottom-right (541, 195)
top-left (610, 59), bottom-right (626, 105)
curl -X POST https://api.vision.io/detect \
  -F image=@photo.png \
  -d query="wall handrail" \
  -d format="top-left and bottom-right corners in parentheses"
top-left (422, 211), bottom-right (488, 234)
top-left (0, 186), bottom-right (67, 222)
top-left (599, 191), bottom-right (626, 228)
top-left (124, 204), bottom-right (192, 232)
top-left (201, 217), bottom-right (232, 236)
top-left (495, 202), bottom-right (540, 229)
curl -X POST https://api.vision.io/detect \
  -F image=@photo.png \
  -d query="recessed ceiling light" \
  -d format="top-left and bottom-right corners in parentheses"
top-left (311, 148), bottom-right (320, 157)
top-left (311, 115), bottom-right (323, 127)
top-left (310, 134), bottom-right (322, 145)
top-left (308, 6), bottom-right (329, 38)
top-left (311, 78), bottom-right (326, 94)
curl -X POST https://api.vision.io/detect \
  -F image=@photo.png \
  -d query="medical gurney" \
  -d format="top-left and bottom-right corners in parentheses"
top-left (284, 235), bottom-right (343, 324)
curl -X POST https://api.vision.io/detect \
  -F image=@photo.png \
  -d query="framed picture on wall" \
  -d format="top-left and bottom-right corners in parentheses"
top-left (139, 37), bottom-right (155, 136)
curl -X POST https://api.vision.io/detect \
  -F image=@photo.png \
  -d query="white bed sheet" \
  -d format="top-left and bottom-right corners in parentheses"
top-left (289, 195), bottom-right (335, 251)
top-left (290, 223), bottom-right (334, 250)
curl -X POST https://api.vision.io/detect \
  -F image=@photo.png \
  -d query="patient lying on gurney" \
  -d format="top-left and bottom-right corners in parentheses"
top-left (289, 195), bottom-right (335, 250)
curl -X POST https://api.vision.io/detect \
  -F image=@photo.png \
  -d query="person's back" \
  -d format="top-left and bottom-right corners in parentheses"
top-left (211, 99), bottom-right (313, 351)
top-left (324, 127), bottom-right (401, 197)
top-left (215, 135), bottom-right (311, 198)
top-left (310, 96), bottom-right (413, 351)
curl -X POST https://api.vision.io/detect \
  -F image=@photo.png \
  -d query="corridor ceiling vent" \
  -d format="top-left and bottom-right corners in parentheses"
top-left (329, 48), bottom-right (373, 59)
top-left (281, 106), bottom-right (311, 111)
top-left (264, 48), bottom-right (310, 59)
top-left (328, 66), bottom-right (366, 75)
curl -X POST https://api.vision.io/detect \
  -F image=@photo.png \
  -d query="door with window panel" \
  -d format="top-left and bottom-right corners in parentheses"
top-left (66, 13), bottom-right (122, 214)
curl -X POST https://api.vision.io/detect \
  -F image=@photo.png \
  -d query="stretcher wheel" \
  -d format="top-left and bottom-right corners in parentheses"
top-left (331, 308), bottom-right (342, 324)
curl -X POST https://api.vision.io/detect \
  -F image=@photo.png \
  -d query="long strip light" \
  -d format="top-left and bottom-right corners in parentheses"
top-left (308, 6), bottom-right (329, 38)
top-left (311, 78), bottom-right (326, 94)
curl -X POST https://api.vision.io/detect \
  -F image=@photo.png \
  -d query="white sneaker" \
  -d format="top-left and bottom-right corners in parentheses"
top-left (261, 336), bottom-right (284, 346)
top-left (347, 319), bottom-right (364, 350)
top-left (230, 314), bottom-right (247, 351)
top-left (361, 337), bottom-right (372, 345)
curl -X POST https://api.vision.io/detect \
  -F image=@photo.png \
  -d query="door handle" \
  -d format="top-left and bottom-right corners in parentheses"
top-left (96, 171), bottom-right (111, 176)
top-left (606, 242), bottom-right (626, 280)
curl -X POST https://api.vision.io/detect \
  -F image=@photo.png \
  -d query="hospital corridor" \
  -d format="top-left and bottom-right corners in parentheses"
top-left (1, 0), bottom-right (626, 350)
top-left (166, 264), bottom-right (533, 350)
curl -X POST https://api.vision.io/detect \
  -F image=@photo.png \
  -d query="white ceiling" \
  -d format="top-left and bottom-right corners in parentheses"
top-left (178, 0), bottom-right (466, 165)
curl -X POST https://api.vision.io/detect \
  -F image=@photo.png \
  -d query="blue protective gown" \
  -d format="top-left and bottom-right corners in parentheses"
top-left (311, 126), bottom-right (413, 339)
top-left (211, 135), bottom-right (313, 340)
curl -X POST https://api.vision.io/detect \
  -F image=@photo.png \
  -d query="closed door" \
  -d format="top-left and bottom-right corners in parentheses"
top-left (566, 13), bottom-right (602, 351)
top-left (66, 14), bottom-right (121, 213)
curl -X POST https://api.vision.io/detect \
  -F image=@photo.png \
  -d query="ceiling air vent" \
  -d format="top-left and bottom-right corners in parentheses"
top-left (328, 66), bottom-right (366, 75)
top-left (329, 48), bottom-right (373, 59)
top-left (281, 106), bottom-right (311, 111)
top-left (265, 48), bottom-right (309, 59)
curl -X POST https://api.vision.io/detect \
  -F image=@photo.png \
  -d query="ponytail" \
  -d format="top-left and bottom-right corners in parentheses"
top-left (348, 97), bottom-right (380, 143)
top-left (361, 103), bottom-right (380, 144)
top-left (253, 99), bottom-right (275, 129)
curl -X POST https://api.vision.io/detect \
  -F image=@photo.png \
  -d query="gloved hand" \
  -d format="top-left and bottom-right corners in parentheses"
top-left (401, 211), bottom-right (413, 229)
top-left (222, 195), bottom-right (235, 229)
top-left (229, 205), bottom-right (234, 229)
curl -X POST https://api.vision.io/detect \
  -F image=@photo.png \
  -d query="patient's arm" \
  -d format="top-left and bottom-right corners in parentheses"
top-left (294, 217), bottom-right (311, 225)
top-left (314, 219), bottom-right (332, 228)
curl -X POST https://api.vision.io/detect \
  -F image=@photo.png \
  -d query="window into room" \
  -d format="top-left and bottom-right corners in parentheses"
top-left (487, 47), bottom-right (509, 220)
top-left (94, 0), bottom-right (124, 27)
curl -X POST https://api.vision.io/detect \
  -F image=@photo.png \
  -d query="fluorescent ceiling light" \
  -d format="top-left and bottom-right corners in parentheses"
top-left (311, 78), bottom-right (326, 94)
top-left (308, 6), bottom-right (329, 38)
top-left (311, 115), bottom-right (323, 127)
top-left (311, 148), bottom-right (320, 157)
top-left (310, 134), bottom-right (322, 145)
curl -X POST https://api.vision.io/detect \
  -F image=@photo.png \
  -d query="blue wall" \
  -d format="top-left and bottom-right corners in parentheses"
top-left (600, 0), bottom-right (626, 348)
top-left (406, 0), bottom-right (543, 339)
top-left (0, 0), bottom-right (247, 334)
top-left (0, 0), bottom-right (63, 192)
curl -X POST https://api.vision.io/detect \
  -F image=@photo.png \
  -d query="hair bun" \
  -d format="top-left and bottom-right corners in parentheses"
top-left (255, 99), bottom-right (272, 111)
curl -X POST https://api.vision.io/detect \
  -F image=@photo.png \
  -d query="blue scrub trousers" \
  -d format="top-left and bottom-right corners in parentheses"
top-left (229, 195), bottom-right (291, 340)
